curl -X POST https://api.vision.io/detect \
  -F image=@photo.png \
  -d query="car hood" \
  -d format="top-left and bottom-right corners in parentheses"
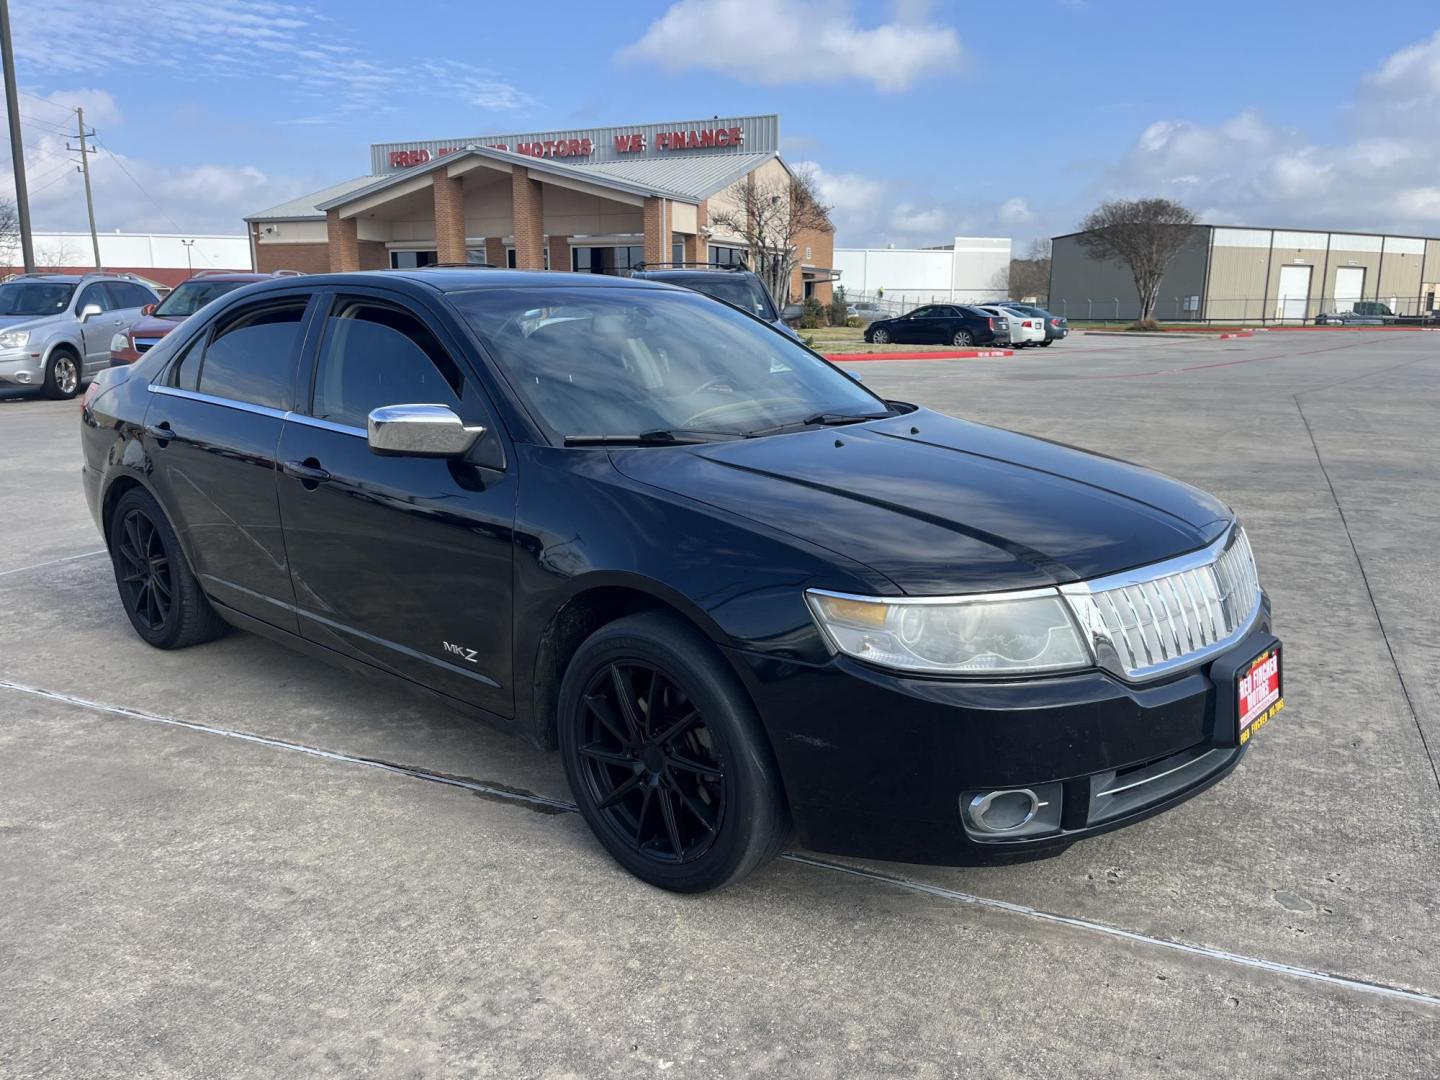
top-left (0, 314), bottom-right (51, 332)
top-left (127, 314), bottom-right (183, 337)
top-left (611, 409), bottom-right (1232, 594)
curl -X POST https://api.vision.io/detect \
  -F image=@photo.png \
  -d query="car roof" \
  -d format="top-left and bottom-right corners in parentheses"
top-left (227, 268), bottom-right (685, 299)
top-left (179, 272), bottom-right (278, 283)
top-left (632, 268), bottom-right (755, 281)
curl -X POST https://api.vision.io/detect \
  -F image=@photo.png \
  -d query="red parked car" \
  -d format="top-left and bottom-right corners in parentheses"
top-left (108, 270), bottom-right (302, 365)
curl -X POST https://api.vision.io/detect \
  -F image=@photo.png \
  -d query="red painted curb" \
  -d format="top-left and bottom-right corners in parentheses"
top-left (827, 349), bottom-right (1014, 362)
top-left (1218, 331), bottom-right (1254, 339)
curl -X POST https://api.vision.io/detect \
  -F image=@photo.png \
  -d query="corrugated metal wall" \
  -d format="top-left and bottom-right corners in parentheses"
top-left (371, 115), bottom-right (779, 173)
top-left (1048, 228), bottom-right (1209, 321)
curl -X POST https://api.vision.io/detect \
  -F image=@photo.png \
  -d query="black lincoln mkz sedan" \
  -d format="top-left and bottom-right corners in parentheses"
top-left (81, 270), bottom-right (1283, 892)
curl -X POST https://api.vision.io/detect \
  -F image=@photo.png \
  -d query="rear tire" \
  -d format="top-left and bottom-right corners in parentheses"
top-left (109, 487), bottom-right (228, 649)
top-left (1038, 340), bottom-right (1053, 347)
top-left (951, 330), bottom-right (974, 347)
top-left (558, 612), bottom-right (791, 892)
top-left (43, 348), bottom-right (82, 400)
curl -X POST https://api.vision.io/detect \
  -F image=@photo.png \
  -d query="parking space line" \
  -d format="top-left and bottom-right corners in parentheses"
top-left (0, 548), bottom-right (107, 579)
top-left (5, 676), bottom-right (1439, 1011)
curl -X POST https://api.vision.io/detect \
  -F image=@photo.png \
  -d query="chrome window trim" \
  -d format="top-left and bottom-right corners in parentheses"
top-left (285, 413), bottom-right (366, 438)
top-left (148, 385), bottom-right (368, 438)
top-left (148, 384), bottom-right (289, 422)
top-left (806, 584), bottom-right (1065, 607)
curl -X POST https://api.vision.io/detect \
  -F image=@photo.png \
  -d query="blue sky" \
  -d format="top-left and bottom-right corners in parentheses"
top-left (6, 0), bottom-right (1440, 249)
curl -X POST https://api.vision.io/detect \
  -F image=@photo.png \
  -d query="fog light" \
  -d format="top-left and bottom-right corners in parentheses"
top-left (14, 372), bottom-right (32, 384)
top-left (967, 788), bottom-right (1042, 833)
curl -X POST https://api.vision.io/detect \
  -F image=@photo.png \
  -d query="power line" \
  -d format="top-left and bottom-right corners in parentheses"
top-left (93, 139), bottom-right (213, 267)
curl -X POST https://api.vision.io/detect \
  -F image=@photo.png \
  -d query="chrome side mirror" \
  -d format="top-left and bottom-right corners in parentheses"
top-left (80, 303), bottom-right (103, 321)
top-left (366, 404), bottom-right (485, 458)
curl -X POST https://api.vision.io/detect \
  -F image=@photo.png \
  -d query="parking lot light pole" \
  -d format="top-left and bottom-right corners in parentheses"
top-left (181, 238), bottom-right (194, 273)
top-left (0, 0), bottom-right (35, 273)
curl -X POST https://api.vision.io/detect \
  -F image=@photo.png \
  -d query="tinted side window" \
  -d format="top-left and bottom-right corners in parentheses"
top-left (310, 298), bottom-right (463, 430)
top-left (197, 298), bottom-right (308, 410)
top-left (169, 335), bottom-right (203, 392)
top-left (77, 283), bottom-right (114, 313)
top-left (110, 282), bottom-right (155, 308)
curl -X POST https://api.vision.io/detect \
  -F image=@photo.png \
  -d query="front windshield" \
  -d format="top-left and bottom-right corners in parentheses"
top-left (452, 286), bottom-right (889, 440)
top-left (0, 281), bottom-right (75, 316)
top-left (681, 277), bottom-right (777, 320)
top-left (154, 280), bottom-right (247, 317)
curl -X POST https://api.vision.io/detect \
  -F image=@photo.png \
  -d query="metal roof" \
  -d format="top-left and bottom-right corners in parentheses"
top-left (246, 175), bottom-right (385, 222)
top-left (570, 152), bottom-right (777, 200)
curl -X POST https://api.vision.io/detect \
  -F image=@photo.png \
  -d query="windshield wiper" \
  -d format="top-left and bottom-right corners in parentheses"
top-left (563, 429), bottom-right (728, 447)
top-left (746, 412), bottom-right (890, 438)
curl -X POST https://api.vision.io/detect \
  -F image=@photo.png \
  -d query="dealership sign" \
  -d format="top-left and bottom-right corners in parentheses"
top-left (373, 116), bottom-right (774, 174)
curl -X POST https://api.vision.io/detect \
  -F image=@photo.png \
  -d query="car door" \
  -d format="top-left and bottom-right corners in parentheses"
top-left (891, 306), bottom-right (934, 344)
top-left (76, 282), bottom-right (127, 373)
top-left (274, 288), bottom-right (516, 717)
top-left (142, 290), bottom-right (319, 632)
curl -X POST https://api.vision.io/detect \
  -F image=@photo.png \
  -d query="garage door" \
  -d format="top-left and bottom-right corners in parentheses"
top-left (1277, 265), bottom-right (1312, 321)
top-left (1335, 266), bottom-right (1365, 313)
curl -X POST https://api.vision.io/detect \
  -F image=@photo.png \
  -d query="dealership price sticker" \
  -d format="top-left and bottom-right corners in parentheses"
top-left (1238, 647), bottom-right (1283, 745)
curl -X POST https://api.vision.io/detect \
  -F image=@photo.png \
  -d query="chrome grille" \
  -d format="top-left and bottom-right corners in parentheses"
top-left (1062, 528), bottom-right (1261, 680)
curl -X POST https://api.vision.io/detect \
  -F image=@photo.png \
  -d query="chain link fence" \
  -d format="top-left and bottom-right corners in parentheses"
top-left (1051, 292), bottom-right (1440, 326)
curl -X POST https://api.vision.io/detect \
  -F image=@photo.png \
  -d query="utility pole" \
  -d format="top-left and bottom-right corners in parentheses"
top-left (67, 107), bottom-right (101, 269)
top-left (0, 0), bottom-right (35, 272)
top-left (181, 238), bottom-right (194, 273)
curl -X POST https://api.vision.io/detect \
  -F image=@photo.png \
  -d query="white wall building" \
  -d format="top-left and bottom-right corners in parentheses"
top-left (2, 231), bottom-right (252, 287)
top-left (833, 237), bottom-right (1011, 311)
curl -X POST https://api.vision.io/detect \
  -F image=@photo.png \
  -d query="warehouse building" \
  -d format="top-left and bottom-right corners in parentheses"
top-left (1049, 224), bottom-right (1440, 323)
top-left (245, 114), bottom-right (834, 303)
top-left (832, 237), bottom-right (1011, 311)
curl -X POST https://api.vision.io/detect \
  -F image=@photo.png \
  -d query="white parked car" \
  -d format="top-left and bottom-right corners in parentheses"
top-left (976, 305), bottom-right (1045, 347)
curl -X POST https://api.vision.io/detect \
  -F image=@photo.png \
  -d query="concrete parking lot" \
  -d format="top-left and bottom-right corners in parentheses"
top-left (2, 329), bottom-right (1438, 1078)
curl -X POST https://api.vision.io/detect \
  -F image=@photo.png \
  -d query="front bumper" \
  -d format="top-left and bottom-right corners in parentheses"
top-left (0, 350), bottom-right (44, 386)
top-left (729, 609), bottom-right (1277, 865)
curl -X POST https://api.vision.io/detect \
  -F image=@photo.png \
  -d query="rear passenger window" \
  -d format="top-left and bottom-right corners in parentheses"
top-left (310, 298), bottom-right (462, 430)
top-left (197, 299), bottom-right (307, 410)
top-left (110, 282), bottom-right (155, 309)
top-left (169, 336), bottom-right (202, 392)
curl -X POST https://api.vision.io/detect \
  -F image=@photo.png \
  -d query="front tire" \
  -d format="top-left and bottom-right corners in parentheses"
top-left (951, 330), bottom-right (974, 347)
top-left (869, 327), bottom-right (890, 344)
top-left (1038, 340), bottom-right (1053, 347)
top-left (43, 349), bottom-right (82, 400)
top-left (558, 612), bottom-right (790, 892)
top-left (109, 487), bottom-right (228, 649)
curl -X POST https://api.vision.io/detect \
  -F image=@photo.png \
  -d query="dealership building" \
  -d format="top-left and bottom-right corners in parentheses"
top-left (1050, 224), bottom-right (1440, 322)
top-left (245, 114), bottom-right (834, 302)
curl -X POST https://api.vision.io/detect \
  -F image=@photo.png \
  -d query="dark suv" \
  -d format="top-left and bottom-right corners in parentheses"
top-left (81, 269), bottom-right (1281, 892)
top-left (863, 304), bottom-right (1010, 347)
top-left (628, 264), bottom-right (803, 338)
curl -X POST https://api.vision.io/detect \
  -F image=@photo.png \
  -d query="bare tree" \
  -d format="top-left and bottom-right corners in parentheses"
top-left (1003, 238), bottom-right (1052, 303)
top-left (0, 198), bottom-right (19, 274)
top-left (708, 165), bottom-right (832, 305)
top-left (1075, 198), bottom-right (1196, 322)
top-left (37, 235), bottom-right (82, 273)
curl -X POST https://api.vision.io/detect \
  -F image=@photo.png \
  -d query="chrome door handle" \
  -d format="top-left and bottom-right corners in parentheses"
top-left (282, 459), bottom-right (331, 486)
top-left (144, 421), bottom-right (173, 442)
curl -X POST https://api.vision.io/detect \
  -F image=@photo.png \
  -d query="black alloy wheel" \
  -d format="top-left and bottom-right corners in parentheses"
top-left (559, 612), bottom-right (790, 892)
top-left (575, 660), bottom-right (725, 864)
top-left (870, 327), bottom-right (890, 344)
top-left (109, 487), bottom-right (228, 649)
top-left (116, 508), bottom-right (173, 634)
top-left (951, 329), bottom-right (974, 347)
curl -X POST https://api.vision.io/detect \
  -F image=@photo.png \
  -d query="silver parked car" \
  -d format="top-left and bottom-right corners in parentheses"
top-left (0, 273), bottom-right (160, 398)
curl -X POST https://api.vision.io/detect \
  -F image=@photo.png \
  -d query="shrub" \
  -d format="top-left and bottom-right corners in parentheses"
top-left (845, 316), bottom-right (862, 328)
top-left (828, 285), bottom-right (849, 327)
top-left (1126, 319), bottom-right (1162, 331)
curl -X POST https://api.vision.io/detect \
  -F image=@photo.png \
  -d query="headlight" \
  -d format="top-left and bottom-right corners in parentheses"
top-left (109, 331), bottom-right (130, 352)
top-left (805, 588), bottom-right (1092, 675)
top-left (0, 329), bottom-right (29, 349)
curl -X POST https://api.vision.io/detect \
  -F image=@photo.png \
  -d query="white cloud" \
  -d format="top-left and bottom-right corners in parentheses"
top-left (997, 197), bottom-right (1035, 224)
top-left (3, 91), bottom-right (307, 236)
top-left (8, 0), bottom-right (535, 121)
top-left (617, 0), bottom-right (963, 92)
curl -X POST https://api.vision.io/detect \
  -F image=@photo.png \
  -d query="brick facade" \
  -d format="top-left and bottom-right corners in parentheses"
top-left (432, 172), bottom-right (467, 265)
top-left (510, 166), bottom-right (544, 270)
top-left (256, 242), bottom-right (330, 275)
top-left (326, 209), bottom-right (360, 272)
top-left (484, 237), bottom-right (505, 267)
top-left (642, 198), bottom-right (667, 266)
top-left (682, 200), bottom-right (707, 264)
top-left (548, 234), bottom-right (570, 273)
